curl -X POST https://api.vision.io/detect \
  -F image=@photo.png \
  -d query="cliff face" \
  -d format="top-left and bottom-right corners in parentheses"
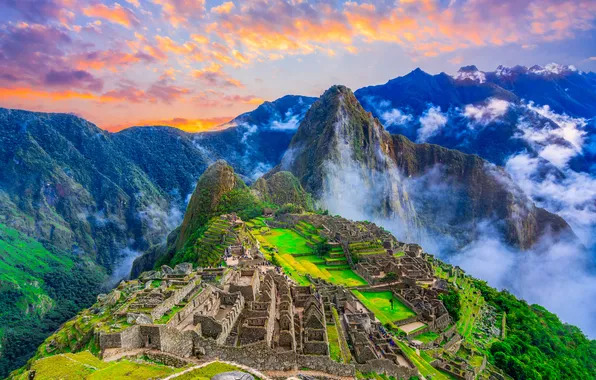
top-left (392, 134), bottom-right (573, 249)
top-left (277, 85), bottom-right (419, 239)
top-left (0, 108), bottom-right (174, 267)
top-left (276, 86), bottom-right (575, 250)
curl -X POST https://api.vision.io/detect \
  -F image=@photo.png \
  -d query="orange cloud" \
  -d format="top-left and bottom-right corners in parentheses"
top-left (82, 3), bottom-right (139, 28)
top-left (211, 1), bottom-right (235, 14)
top-left (0, 87), bottom-right (115, 102)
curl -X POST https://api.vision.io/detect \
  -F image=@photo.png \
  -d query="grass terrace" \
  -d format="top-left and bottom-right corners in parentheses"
top-left (352, 290), bottom-right (416, 324)
top-left (414, 331), bottom-right (440, 344)
top-left (256, 226), bottom-right (367, 287)
top-left (262, 228), bottom-right (313, 255)
top-left (348, 241), bottom-right (387, 261)
top-left (15, 351), bottom-right (181, 380)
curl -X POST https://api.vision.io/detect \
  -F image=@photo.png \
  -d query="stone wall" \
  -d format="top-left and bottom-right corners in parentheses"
top-left (166, 287), bottom-right (212, 329)
top-left (99, 331), bottom-right (122, 349)
top-left (160, 326), bottom-right (195, 357)
top-left (151, 279), bottom-right (198, 321)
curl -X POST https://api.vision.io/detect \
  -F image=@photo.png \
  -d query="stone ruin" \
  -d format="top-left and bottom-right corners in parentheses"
top-left (92, 213), bottom-right (468, 379)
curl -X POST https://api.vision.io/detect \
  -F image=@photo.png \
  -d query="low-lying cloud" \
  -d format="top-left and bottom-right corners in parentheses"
top-left (418, 106), bottom-right (448, 142)
top-left (463, 98), bottom-right (510, 126)
top-left (451, 225), bottom-right (596, 337)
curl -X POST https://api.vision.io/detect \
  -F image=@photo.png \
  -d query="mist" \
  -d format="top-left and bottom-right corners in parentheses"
top-left (450, 226), bottom-right (596, 337)
top-left (303, 110), bottom-right (596, 337)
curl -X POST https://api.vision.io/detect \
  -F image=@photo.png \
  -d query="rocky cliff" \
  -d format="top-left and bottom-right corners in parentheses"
top-left (276, 85), bottom-right (575, 250)
top-left (276, 85), bottom-right (419, 239)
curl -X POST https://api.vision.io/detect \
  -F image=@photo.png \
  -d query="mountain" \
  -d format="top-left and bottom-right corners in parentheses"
top-left (276, 85), bottom-right (574, 251)
top-left (192, 95), bottom-right (316, 181)
top-left (252, 171), bottom-right (314, 211)
top-left (354, 67), bottom-right (569, 167)
top-left (0, 224), bottom-right (103, 377)
top-left (391, 134), bottom-right (573, 249)
top-left (275, 85), bottom-right (419, 240)
top-left (131, 160), bottom-right (269, 275)
top-left (486, 64), bottom-right (596, 118)
top-left (112, 126), bottom-right (210, 205)
top-left (0, 108), bottom-right (180, 267)
top-left (354, 65), bottom-right (596, 167)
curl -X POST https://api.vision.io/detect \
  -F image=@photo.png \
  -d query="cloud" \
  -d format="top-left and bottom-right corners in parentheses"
top-left (1, 0), bottom-right (76, 23)
top-left (270, 111), bottom-right (301, 131)
top-left (44, 69), bottom-right (104, 92)
top-left (463, 98), bottom-right (510, 126)
top-left (192, 63), bottom-right (244, 88)
top-left (152, 0), bottom-right (207, 28)
top-left (211, 1), bottom-right (235, 14)
top-left (505, 153), bottom-right (596, 249)
top-left (146, 77), bottom-right (192, 103)
top-left (82, 3), bottom-right (140, 28)
top-left (514, 103), bottom-right (587, 168)
top-left (451, 225), bottom-right (596, 337)
top-left (382, 108), bottom-right (414, 127)
top-left (72, 50), bottom-right (157, 71)
top-left (418, 105), bottom-right (448, 142)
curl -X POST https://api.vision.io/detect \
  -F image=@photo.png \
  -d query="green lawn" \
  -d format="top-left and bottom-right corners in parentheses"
top-left (21, 352), bottom-right (179, 380)
top-left (396, 340), bottom-right (453, 380)
top-left (259, 228), bottom-right (367, 287)
top-left (283, 254), bottom-right (367, 287)
top-left (261, 228), bottom-right (313, 255)
top-left (415, 331), bottom-right (440, 344)
top-left (352, 290), bottom-right (415, 323)
top-left (327, 324), bottom-right (342, 362)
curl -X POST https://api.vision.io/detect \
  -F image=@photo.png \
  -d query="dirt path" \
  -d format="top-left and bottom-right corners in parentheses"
top-left (164, 359), bottom-right (271, 380)
top-left (265, 369), bottom-right (354, 380)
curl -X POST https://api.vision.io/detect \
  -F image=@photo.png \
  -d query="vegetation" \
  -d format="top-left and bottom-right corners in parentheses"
top-left (0, 225), bottom-right (104, 378)
top-left (11, 351), bottom-right (179, 380)
top-left (438, 286), bottom-right (461, 322)
top-left (474, 280), bottom-right (596, 380)
top-left (352, 291), bottom-right (416, 323)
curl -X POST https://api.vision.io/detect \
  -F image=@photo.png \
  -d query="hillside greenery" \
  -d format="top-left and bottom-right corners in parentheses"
top-left (0, 224), bottom-right (104, 378)
top-left (473, 280), bottom-right (596, 379)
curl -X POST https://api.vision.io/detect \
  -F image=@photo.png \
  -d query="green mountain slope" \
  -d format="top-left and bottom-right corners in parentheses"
top-left (0, 224), bottom-right (103, 377)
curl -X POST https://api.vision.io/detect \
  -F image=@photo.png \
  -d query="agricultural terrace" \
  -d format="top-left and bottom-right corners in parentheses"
top-left (250, 220), bottom-right (367, 287)
top-left (352, 290), bottom-right (416, 324)
top-left (348, 241), bottom-right (386, 261)
top-left (434, 264), bottom-right (484, 340)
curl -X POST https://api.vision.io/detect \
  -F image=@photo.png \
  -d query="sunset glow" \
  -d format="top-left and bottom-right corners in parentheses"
top-left (1, 0), bottom-right (595, 131)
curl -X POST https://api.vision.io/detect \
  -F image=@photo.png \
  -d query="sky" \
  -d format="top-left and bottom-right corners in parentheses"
top-left (0, 0), bottom-right (595, 132)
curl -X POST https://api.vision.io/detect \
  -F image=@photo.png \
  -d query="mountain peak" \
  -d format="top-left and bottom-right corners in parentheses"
top-left (458, 65), bottom-right (479, 72)
top-left (453, 65), bottom-right (486, 83)
top-left (404, 67), bottom-right (431, 78)
top-left (176, 159), bottom-right (240, 250)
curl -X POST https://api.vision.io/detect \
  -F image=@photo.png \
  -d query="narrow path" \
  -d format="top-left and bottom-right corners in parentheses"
top-left (265, 369), bottom-right (354, 380)
top-left (164, 359), bottom-right (271, 380)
